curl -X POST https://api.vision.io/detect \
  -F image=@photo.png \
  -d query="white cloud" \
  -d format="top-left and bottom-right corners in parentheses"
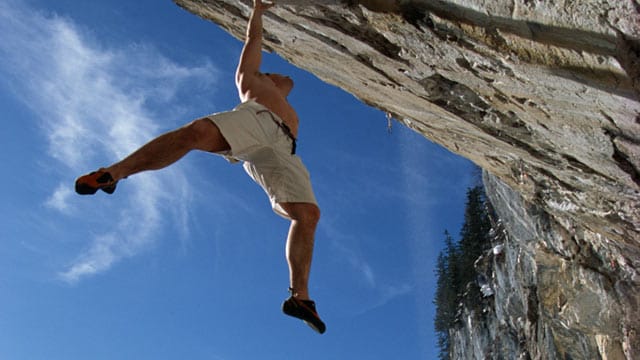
top-left (0, 1), bottom-right (220, 283)
top-left (61, 233), bottom-right (120, 283)
top-left (45, 184), bottom-right (74, 213)
top-left (364, 283), bottom-right (413, 314)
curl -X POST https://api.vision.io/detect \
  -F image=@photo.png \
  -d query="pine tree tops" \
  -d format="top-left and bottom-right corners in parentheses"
top-left (433, 185), bottom-right (493, 360)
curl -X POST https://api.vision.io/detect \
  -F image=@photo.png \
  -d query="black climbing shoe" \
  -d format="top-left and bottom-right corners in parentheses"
top-left (282, 293), bottom-right (326, 334)
top-left (75, 170), bottom-right (117, 195)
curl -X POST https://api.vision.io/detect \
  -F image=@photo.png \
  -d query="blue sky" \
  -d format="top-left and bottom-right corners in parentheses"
top-left (0, 0), bottom-right (476, 359)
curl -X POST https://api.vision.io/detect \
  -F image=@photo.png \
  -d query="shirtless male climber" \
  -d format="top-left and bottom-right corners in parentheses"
top-left (74, 0), bottom-right (326, 334)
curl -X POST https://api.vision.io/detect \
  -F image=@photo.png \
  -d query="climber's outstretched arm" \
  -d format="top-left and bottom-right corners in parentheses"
top-left (235, 0), bottom-right (274, 98)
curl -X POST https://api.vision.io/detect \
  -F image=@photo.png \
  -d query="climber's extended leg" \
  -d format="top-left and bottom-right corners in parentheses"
top-left (75, 118), bottom-right (229, 195)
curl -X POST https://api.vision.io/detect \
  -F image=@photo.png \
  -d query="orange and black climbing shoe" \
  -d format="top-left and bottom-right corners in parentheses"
top-left (282, 288), bottom-right (326, 334)
top-left (75, 170), bottom-right (117, 195)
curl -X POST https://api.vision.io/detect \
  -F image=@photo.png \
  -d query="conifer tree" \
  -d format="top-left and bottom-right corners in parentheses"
top-left (458, 186), bottom-right (491, 305)
top-left (434, 231), bottom-right (460, 359)
top-left (433, 250), bottom-right (450, 360)
top-left (433, 184), bottom-right (493, 359)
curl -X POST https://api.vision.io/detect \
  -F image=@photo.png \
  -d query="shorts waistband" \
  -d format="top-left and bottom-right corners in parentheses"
top-left (235, 100), bottom-right (297, 155)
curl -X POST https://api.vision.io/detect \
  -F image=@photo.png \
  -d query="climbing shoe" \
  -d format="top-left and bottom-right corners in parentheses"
top-left (282, 294), bottom-right (326, 334)
top-left (75, 170), bottom-right (117, 195)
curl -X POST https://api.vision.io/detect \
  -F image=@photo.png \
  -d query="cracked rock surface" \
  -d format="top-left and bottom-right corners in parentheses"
top-left (461, 173), bottom-right (640, 360)
top-left (174, 0), bottom-right (639, 358)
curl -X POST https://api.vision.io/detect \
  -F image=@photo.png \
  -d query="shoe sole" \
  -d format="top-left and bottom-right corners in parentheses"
top-left (303, 320), bottom-right (324, 334)
top-left (282, 297), bottom-right (326, 334)
top-left (75, 182), bottom-right (99, 195)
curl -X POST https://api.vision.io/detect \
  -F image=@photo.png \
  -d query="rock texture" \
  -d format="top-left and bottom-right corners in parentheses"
top-left (452, 172), bottom-right (639, 359)
top-left (173, 0), bottom-right (639, 358)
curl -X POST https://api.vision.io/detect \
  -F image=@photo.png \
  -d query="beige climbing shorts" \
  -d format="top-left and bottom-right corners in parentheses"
top-left (207, 100), bottom-right (318, 218)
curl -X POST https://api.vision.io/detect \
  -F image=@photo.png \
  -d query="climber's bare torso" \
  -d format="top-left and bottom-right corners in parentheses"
top-left (236, 72), bottom-right (299, 137)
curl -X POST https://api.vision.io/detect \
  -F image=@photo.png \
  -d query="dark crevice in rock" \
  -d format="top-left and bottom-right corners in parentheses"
top-left (274, 11), bottom-right (407, 85)
top-left (560, 154), bottom-right (613, 182)
top-left (533, 166), bottom-right (579, 193)
top-left (355, 53), bottom-right (403, 87)
top-left (611, 26), bottom-right (640, 99)
top-left (608, 135), bottom-right (640, 187)
top-left (423, 14), bottom-right (480, 51)
top-left (399, 2), bottom-right (429, 30)
top-left (277, 16), bottom-right (351, 54)
top-left (298, 12), bottom-right (408, 64)
top-left (526, 285), bottom-right (539, 325)
top-left (418, 73), bottom-right (489, 114)
top-left (263, 31), bottom-right (282, 46)
top-left (602, 123), bottom-right (640, 186)
top-left (418, 74), bottom-right (565, 171)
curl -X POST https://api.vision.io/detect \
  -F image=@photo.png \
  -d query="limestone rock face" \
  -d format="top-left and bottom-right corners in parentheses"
top-left (174, 0), bottom-right (639, 358)
top-left (462, 172), bottom-right (640, 360)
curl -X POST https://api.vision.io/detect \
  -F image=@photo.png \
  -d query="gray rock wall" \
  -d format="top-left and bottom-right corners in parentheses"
top-left (173, 0), bottom-right (639, 358)
top-left (474, 173), bottom-right (639, 360)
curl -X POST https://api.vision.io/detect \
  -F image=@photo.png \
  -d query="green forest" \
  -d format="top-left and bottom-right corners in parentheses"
top-left (433, 185), bottom-right (493, 360)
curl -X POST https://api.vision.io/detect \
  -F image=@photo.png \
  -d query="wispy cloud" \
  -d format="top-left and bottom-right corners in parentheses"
top-left (331, 236), bottom-right (377, 288)
top-left (0, 1), bottom-right (219, 283)
top-left (44, 184), bottom-right (74, 214)
top-left (321, 217), bottom-right (413, 314)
